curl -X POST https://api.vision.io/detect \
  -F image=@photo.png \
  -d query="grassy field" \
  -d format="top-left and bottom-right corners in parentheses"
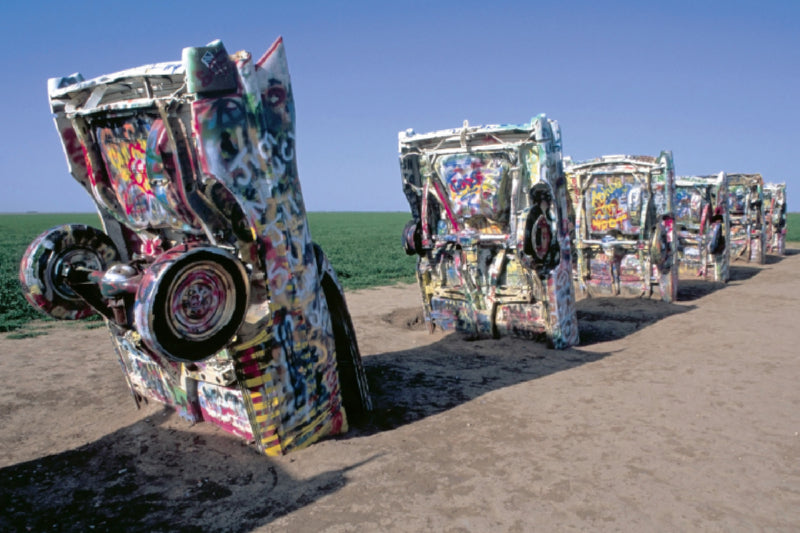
top-left (3, 212), bottom-right (797, 333)
top-left (0, 212), bottom-right (417, 332)
top-left (786, 212), bottom-right (800, 242)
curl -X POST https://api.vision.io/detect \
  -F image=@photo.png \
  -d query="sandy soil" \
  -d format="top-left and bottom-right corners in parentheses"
top-left (1, 249), bottom-right (799, 532)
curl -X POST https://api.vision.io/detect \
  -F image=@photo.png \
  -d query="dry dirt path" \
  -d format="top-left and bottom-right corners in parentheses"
top-left (1, 249), bottom-right (799, 532)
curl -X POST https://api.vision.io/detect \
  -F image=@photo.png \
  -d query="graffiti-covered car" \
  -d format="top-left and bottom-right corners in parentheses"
top-left (763, 182), bottom-right (787, 256)
top-left (727, 173), bottom-right (766, 264)
top-left (19, 38), bottom-right (370, 455)
top-left (399, 116), bottom-right (579, 349)
top-left (675, 173), bottom-right (731, 282)
top-left (565, 153), bottom-right (677, 303)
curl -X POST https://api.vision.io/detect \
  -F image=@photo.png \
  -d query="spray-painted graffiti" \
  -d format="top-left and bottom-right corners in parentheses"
top-left (21, 37), bottom-right (370, 457)
top-left (565, 153), bottom-right (678, 303)
top-left (399, 116), bottom-right (579, 348)
top-left (439, 154), bottom-right (508, 219)
top-left (726, 173), bottom-right (766, 264)
top-left (764, 182), bottom-right (787, 256)
top-left (588, 177), bottom-right (632, 233)
top-left (674, 174), bottom-right (731, 282)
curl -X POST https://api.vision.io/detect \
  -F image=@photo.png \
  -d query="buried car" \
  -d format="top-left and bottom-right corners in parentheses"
top-left (727, 173), bottom-right (767, 264)
top-left (19, 38), bottom-right (370, 455)
top-left (565, 153), bottom-right (678, 303)
top-left (399, 116), bottom-right (579, 349)
top-left (763, 182), bottom-right (787, 256)
top-left (674, 173), bottom-right (731, 282)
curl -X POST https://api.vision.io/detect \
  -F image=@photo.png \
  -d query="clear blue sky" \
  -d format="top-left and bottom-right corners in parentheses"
top-left (1, 0), bottom-right (797, 213)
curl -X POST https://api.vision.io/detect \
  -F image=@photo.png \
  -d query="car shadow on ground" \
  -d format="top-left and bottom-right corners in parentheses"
top-left (575, 296), bottom-right (693, 344)
top-left (729, 264), bottom-right (763, 282)
top-left (677, 278), bottom-right (728, 302)
top-left (765, 253), bottom-right (786, 265)
top-left (358, 296), bottom-right (692, 435)
top-left (0, 409), bottom-right (380, 532)
top-left (359, 333), bottom-right (613, 434)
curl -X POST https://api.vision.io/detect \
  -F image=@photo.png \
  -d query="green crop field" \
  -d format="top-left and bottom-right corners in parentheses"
top-left (3, 211), bottom-right (797, 334)
top-left (0, 212), bottom-right (417, 333)
top-left (786, 213), bottom-right (800, 243)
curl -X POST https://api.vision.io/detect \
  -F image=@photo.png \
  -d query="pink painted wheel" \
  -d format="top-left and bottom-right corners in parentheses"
top-left (19, 224), bottom-right (119, 320)
top-left (135, 247), bottom-right (249, 362)
top-left (402, 219), bottom-right (423, 256)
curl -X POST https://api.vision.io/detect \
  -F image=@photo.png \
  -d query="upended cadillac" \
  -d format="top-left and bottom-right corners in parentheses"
top-left (19, 38), bottom-right (370, 455)
top-left (399, 116), bottom-right (579, 349)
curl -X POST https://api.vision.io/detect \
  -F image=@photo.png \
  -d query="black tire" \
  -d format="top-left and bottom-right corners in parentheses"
top-left (136, 248), bottom-right (249, 362)
top-left (708, 222), bottom-right (725, 255)
top-left (402, 219), bottom-right (423, 256)
top-left (524, 207), bottom-right (559, 269)
top-left (19, 224), bottom-right (119, 320)
top-left (650, 222), bottom-right (667, 268)
top-left (313, 243), bottom-right (371, 423)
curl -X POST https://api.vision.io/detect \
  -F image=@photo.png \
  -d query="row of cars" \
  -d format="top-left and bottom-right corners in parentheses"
top-left (17, 39), bottom-right (788, 455)
top-left (399, 120), bottom-right (789, 346)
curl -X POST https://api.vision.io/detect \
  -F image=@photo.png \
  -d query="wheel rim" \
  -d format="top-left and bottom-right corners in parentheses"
top-left (50, 248), bottom-right (105, 300)
top-left (164, 260), bottom-right (238, 342)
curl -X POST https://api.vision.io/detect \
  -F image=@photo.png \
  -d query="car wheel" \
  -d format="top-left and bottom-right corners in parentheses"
top-left (19, 224), bottom-right (120, 320)
top-left (402, 219), bottom-right (423, 256)
top-left (524, 207), bottom-right (560, 269)
top-left (313, 243), bottom-right (371, 422)
top-left (135, 246), bottom-right (249, 362)
top-left (707, 222), bottom-right (725, 255)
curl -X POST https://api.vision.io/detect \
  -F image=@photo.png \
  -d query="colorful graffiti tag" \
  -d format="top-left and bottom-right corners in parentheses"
top-left (726, 173), bottom-right (766, 264)
top-left (399, 116), bottom-right (579, 349)
top-left (764, 182), bottom-right (787, 256)
top-left (21, 38), bottom-right (370, 456)
top-left (674, 173), bottom-right (731, 282)
top-left (565, 153), bottom-right (678, 303)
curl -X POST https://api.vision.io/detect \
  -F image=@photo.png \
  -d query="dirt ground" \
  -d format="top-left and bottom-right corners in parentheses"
top-left (1, 249), bottom-right (799, 532)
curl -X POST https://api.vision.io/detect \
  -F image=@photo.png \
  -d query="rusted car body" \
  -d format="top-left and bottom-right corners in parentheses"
top-left (675, 173), bottom-right (731, 282)
top-left (726, 173), bottom-right (766, 264)
top-left (565, 153), bottom-right (678, 303)
top-left (399, 116), bottom-right (579, 349)
top-left (763, 182), bottom-right (787, 256)
top-left (19, 38), bottom-right (370, 455)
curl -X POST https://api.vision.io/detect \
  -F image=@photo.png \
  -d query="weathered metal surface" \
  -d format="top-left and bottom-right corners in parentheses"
top-left (20, 38), bottom-right (370, 455)
top-left (726, 173), bottom-right (767, 264)
top-left (565, 153), bottom-right (678, 302)
top-left (399, 116), bottom-right (579, 349)
top-left (763, 182), bottom-right (787, 256)
top-left (675, 173), bottom-right (731, 282)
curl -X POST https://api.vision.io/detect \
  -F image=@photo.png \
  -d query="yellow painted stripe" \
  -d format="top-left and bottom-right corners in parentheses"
top-left (244, 375), bottom-right (269, 388)
top-left (264, 444), bottom-right (283, 456)
top-left (233, 330), bottom-right (270, 350)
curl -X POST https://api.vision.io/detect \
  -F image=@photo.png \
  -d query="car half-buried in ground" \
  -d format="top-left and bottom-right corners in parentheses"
top-left (726, 173), bottom-right (767, 264)
top-left (763, 182), bottom-right (787, 256)
top-left (399, 116), bottom-right (579, 349)
top-left (565, 153), bottom-right (678, 303)
top-left (19, 38), bottom-right (370, 455)
top-left (674, 173), bottom-right (731, 282)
